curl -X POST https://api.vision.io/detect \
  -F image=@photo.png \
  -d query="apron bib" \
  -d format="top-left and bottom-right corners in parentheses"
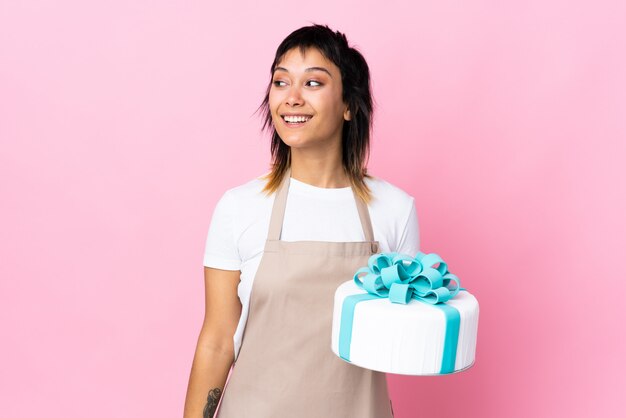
top-left (216, 167), bottom-right (394, 418)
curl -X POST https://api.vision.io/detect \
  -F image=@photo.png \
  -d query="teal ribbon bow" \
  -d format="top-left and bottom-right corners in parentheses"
top-left (352, 251), bottom-right (461, 305)
top-left (339, 251), bottom-right (464, 374)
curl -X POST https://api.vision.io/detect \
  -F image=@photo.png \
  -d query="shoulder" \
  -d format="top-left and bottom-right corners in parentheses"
top-left (364, 174), bottom-right (419, 254)
top-left (219, 172), bottom-right (274, 204)
top-left (363, 173), bottom-right (416, 234)
top-left (219, 174), bottom-right (266, 200)
top-left (364, 173), bottom-right (415, 207)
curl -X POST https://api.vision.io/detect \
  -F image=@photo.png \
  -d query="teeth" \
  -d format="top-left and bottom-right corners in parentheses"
top-left (284, 115), bottom-right (311, 123)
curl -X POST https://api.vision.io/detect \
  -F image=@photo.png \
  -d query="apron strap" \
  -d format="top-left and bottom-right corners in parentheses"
top-left (352, 187), bottom-right (375, 243)
top-left (267, 166), bottom-right (291, 241)
top-left (267, 166), bottom-right (375, 243)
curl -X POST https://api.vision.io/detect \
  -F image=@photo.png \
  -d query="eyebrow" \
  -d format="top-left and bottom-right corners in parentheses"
top-left (273, 66), bottom-right (333, 78)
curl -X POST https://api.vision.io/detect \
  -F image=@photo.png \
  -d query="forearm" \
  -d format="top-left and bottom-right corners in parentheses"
top-left (183, 340), bottom-right (234, 418)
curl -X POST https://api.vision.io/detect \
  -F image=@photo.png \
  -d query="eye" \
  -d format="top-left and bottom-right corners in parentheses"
top-left (307, 80), bottom-right (323, 87)
top-left (272, 80), bottom-right (286, 87)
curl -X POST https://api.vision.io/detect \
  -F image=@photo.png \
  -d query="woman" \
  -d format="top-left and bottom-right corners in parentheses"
top-left (184, 24), bottom-right (419, 418)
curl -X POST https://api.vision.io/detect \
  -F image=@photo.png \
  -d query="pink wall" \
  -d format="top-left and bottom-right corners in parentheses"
top-left (1, 1), bottom-right (624, 417)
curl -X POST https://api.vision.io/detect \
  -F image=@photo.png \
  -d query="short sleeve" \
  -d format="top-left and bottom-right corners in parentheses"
top-left (395, 197), bottom-right (420, 257)
top-left (203, 190), bottom-right (241, 270)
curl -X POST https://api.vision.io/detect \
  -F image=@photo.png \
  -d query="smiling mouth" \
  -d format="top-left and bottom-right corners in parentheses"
top-left (281, 115), bottom-right (313, 125)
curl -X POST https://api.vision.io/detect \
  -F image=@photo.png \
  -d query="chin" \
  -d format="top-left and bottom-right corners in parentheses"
top-left (278, 136), bottom-right (307, 147)
top-left (277, 134), bottom-right (316, 149)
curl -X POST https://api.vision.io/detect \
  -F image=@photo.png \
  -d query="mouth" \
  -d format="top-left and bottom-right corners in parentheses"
top-left (280, 114), bottom-right (313, 127)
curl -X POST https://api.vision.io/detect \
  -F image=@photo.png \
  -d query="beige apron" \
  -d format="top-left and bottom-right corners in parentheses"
top-left (216, 167), bottom-right (394, 418)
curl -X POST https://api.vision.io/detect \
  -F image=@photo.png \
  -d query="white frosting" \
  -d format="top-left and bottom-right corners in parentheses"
top-left (331, 280), bottom-right (479, 375)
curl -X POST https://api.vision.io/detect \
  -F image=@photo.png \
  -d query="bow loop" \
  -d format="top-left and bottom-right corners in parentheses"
top-left (353, 251), bottom-right (461, 305)
top-left (417, 252), bottom-right (448, 275)
top-left (368, 252), bottom-right (394, 275)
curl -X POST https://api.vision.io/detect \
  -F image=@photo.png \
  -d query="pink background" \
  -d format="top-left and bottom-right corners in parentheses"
top-left (1, 1), bottom-right (624, 417)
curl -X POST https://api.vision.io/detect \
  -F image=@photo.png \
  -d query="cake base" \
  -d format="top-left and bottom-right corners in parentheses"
top-left (331, 280), bottom-right (479, 376)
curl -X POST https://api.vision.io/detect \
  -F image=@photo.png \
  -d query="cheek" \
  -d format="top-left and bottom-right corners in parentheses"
top-left (268, 90), bottom-right (280, 111)
top-left (317, 91), bottom-right (344, 114)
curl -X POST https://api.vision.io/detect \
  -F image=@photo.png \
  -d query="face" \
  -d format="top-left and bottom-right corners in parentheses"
top-left (269, 47), bottom-right (351, 150)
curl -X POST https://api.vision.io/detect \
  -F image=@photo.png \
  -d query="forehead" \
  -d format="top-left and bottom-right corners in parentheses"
top-left (274, 47), bottom-right (339, 76)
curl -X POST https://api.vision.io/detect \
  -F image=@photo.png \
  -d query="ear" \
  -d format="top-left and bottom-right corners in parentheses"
top-left (343, 107), bottom-right (351, 121)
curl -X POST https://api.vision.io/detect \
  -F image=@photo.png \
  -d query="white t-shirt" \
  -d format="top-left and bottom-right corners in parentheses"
top-left (203, 172), bottom-right (420, 360)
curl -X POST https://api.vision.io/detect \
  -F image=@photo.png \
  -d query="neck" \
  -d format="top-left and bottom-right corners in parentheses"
top-left (289, 146), bottom-right (349, 189)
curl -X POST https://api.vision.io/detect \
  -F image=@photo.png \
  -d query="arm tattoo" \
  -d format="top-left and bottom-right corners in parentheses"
top-left (202, 387), bottom-right (222, 418)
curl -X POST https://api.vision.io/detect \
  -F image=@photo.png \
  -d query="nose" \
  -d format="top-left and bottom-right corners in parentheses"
top-left (286, 84), bottom-right (304, 107)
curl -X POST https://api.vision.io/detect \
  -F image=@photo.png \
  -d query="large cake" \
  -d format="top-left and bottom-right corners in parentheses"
top-left (331, 252), bottom-right (479, 375)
